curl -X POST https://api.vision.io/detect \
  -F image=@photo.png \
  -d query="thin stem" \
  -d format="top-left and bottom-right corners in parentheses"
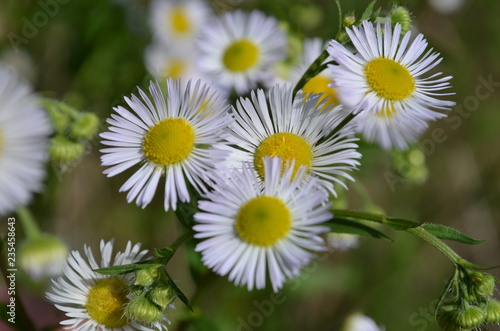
top-left (406, 227), bottom-right (464, 266)
top-left (17, 207), bottom-right (41, 239)
top-left (317, 112), bottom-right (358, 146)
top-left (159, 230), bottom-right (194, 265)
top-left (292, 49), bottom-right (330, 99)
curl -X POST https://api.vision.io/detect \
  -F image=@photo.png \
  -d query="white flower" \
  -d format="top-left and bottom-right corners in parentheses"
top-left (100, 79), bottom-right (231, 211)
top-left (144, 42), bottom-right (201, 82)
top-left (196, 10), bottom-right (287, 94)
top-left (18, 234), bottom-right (68, 280)
top-left (327, 21), bottom-right (455, 150)
top-left (222, 83), bottom-right (360, 197)
top-left (0, 65), bottom-right (52, 215)
top-left (327, 233), bottom-right (359, 251)
top-left (46, 239), bottom-right (169, 331)
top-left (194, 157), bottom-right (332, 292)
top-left (289, 38), bottom-right (339, 109)
top-left (342, 313), bottom-right (384, 331)
top-left (149, 0), bottom-right (211, 46)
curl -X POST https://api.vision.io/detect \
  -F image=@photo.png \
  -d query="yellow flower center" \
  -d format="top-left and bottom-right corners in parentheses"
top-left (167, 6), bottom-right (192, 36)
top-left (223, 39), bottom-right (260, 72)
top-left (303, 73), bottom-right (339, 111)
top-left (254, 133), bottom-right (313, 178)
top-left (86, 278), bottom-right (128, 328)
top-left (143, 118), bottom-right (195, 166)
top-left (235, 196), bottom-right (291, 246)
top-left (162, 59), bottom-right (187, 79)
top-left (376, 104), bottom-right (398, 119)
top-left (364, 57), bottom-right (415, 100)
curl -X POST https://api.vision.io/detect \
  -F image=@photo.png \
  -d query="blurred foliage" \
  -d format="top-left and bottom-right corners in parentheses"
top-left (0, 0), bottom-right (499, 330)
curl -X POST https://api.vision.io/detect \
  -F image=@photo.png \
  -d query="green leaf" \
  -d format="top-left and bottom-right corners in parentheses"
top-left (328, 218), bottom-right (392, 241)
top-left (361, 1), bottom-right (377, 21)
top-left (166, 273), bottom-right (193, 311)
top-left (95, 261), bottom-right (161, 276)
top-left (332, 209), bottom-right (421, 230)
top-left (421, 224), bottom-right (484, 245)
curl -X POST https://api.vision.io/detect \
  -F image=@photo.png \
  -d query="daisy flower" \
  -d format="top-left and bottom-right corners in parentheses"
top-left (100, 79), bottom-right (231, 211)
top-left (289, 38), bottom-right (339, 110)
top-left (46, 239), bottom-right (169, 330)
top-left (144, 42), bottom-right (200, 82)
top-left (197, 10), bottom-right (287, 94)
top-left (342, 313), bottom-right (385, 331)
top-left (194, 157), bottom-right (332, 292)
top-left (223, 83), bottom-right (360, 196)
top-left (327, 21), bottom-right (455, 150)
top-left (0, 65), bottom-right (52, 216)
top-left (149, 0), bottom-right (211, 46)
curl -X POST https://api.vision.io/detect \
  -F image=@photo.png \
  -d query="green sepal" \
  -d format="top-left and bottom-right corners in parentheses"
top-left (361, 0), bottom-right (377, 21)
top-left (94, 261), bottom-right (161, 276)
top-left (328, 218), bottom-right (392, 241)
top-left (421, 223), bottom-right (483, 245)
top-left (165, 272), bottom-right (193, 311)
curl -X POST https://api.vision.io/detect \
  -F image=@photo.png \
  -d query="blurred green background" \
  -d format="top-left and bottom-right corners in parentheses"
top-left (0, 0), bottom-right (499, 330)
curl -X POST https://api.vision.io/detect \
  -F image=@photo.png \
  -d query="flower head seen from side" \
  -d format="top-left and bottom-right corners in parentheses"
top-left (224, 83), bottom-right (360, 197)
top-left (327, 21), bottom-right (455, 150)
top-left (149, 0), bottom-right (211, 46)
top-left (100, 79), bottom-right (231, 211)
top-left (194, 157), bottom-right (332, 292)
top-left (46, 239), bottom-right (169, 331)
top-left (0, 65), bottom-right (52, 216)
top-left (197, 10), bottom-right (287, 94)
top-left (289, 38), bottom-right (339, 110)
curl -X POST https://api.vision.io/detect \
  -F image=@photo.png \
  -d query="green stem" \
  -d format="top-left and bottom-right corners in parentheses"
top-left (317, 112), bottom-right (358, 146)
top-left (158, 231), bottom-right (194, 265)
top-left (406, 227), bottom-right (464, 266)
top-left (292, 49), bottom-right (330, 99)
top-left (16, 207), bottom-right (41, 239)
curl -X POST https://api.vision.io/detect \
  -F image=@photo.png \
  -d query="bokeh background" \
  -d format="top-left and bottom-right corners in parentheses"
top-left (0, 0), bottom-right (499, 330)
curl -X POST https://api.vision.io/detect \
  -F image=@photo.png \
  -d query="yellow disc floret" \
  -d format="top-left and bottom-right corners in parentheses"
top-left (303, 74), bottom-right (339, 111)
top-left (254, 133), bottom-right (313, 178)
top-left (168, 6), bottom-right (191, 36)
top-left (236, 196), bottom-right (292, 246)
top-left (364, 57), bottom-right (415, 100)
top-left (223, 39), bottom-right (259, 72)
top-left (143, 118), bottom-right (195, 166)
top-left (86, 277), bottom-right (129, 328)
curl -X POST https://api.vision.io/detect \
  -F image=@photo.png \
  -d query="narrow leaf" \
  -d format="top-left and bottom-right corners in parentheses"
top-left (422, 224), bottom-right (483, 245)
top-left (95, 262), bottom-right (161, 276)
top-left (328, 218), bottom-right (392, 241)
top-left (166, 274), bottom-right (193, 311)
top-left (361, 1), bottom-right (377, 21)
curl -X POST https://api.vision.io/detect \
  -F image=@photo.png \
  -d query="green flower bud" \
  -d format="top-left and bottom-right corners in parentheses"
top-left (436, 304), bottom-right (462, 331)
top-left (389, 6), bottom-right (412, 34)
top-left (483, 299), bottom-right (500, 324)
top-left (470, 271), bottom-right (496, 298)
top-left (49, 135), bottom-right (85, 163)
top-left (149, 286), bottom-right (176, 309)
top-left (125, 296), bottom-right (163, 324)
top-left (70, 112), bottom-right (99, 140)
top-left (455, 305), bottom-right (485, 329)
top-left (134, 268), bottom-right (159, 287)
top-left (18, 234), bottom-right (68, 280)
top-left (343, 15), bottom-right (356, 28)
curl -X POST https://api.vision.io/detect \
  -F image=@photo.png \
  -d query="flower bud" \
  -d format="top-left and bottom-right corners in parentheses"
top-left (134, 268), bottom-right (159, 287)
top-left (436, 304), bottom-right (462, 331)
top-left (18, 234), bottom-right (68, 280)
top-left (343, 15), bottom-right (356, 28)
top-left (483, 299), bottom-right (500, 324)
top-left (70, 112), bottom-right (99, 140)
top-left (389, 6), bottom-right (412, 34)
top-left (455, 305), bottom-right (485, 329)
top-left (125, 296), bottom-right (164, 324)
top-left (149, 286), bottom-right (176, 310)
top-left (470, 271), bottom-right (496, 298)
top-left (49, 135), bottom-right (85, 163)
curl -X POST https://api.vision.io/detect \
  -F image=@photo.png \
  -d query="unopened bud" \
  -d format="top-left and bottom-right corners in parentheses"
top-left (125, 296), bottom-right (163, 324)
top-left (149, 286), bottom-right (176, 309)
top-left (49, 135), bottom-right (84, 163)
top-left (343, 15), bottom-right (356, 28)
top-left (18, 234), bottom-right (68, 280)
top-left (70, 112), bottom-right (99, 140)
top-left (455, 305), bottom-right (485, 329)
top-left (483, 299), bottom-right (500, 324)
top-left (436, 304), bottom-right (461, 331)
top-left (390, 6), bottom-right (412, 34)
top-left (470, 271), bottom-right (496, 298)
top-left (134, 268), bottom-right (159, 287)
